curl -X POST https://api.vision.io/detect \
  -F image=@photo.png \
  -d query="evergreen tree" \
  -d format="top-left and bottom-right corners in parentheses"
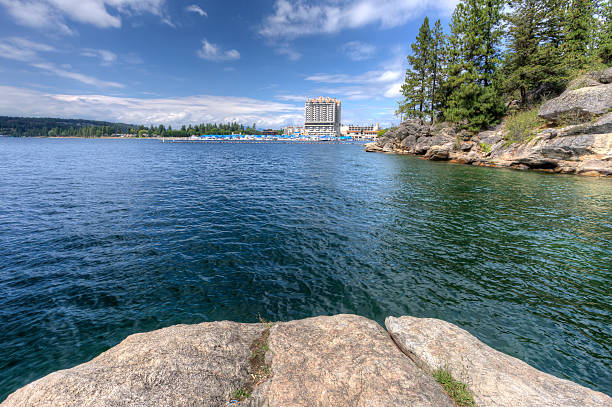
top-left (597, 0), bottom-right (612, 65)
top-left (564, 0), bottom-right (597, 69)
top-left (503, 0), bottom-right (543, 106)
top-left (399, 17), bottom-right (432, 120)
top-left (444, 0), bottom-right (505, 131)
top-left (430, 19), bottom-right (447, 120)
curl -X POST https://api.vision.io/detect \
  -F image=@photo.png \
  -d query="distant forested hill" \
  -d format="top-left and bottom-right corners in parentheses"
top-left (0, 116), bottom-right (264, 137)
top-left (0, 116), bottom-right (137, 137)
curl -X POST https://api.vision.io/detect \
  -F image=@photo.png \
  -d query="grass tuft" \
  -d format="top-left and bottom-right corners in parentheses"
top-left (504, 108), bottom-right (544, 145)
top-left (433, 368), bottom-right (476, 407)
top-left (230, 388), bottom-right (251, 401)
top-left (229, 318), bottom-right (274, 403)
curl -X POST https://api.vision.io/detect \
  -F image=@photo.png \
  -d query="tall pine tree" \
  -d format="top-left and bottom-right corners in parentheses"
top-left (444, 0), bottom-right (505, 131)
top-left (430, 19), bottom-right (447, 120)
top-left (597, 0), bottom-right (612, 65)
top-left (502, 0), bottom-right (568, 105)
top-left (399, 17), bottom-right (432, 120)
top-left (564, 0), bottom-right (597, 70)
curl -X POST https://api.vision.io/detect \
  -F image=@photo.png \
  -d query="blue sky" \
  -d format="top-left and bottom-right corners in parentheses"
top-left (0, 0), bottom-right (457, 128)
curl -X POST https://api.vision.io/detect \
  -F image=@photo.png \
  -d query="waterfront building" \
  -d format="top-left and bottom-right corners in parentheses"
top-left (304, 97), bottom-right (341, 138)
top-left (262, 129), bottom-right (278, 136)
top-left (341, 124), bottom-right (379, 139)
top-left (283, 126), bottom-right (305, 136)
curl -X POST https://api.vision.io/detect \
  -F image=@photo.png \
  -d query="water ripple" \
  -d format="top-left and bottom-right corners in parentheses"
top-left (0, 138), bottom-right (610, 400)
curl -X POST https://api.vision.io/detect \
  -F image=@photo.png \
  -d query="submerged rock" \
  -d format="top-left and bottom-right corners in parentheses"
top-left (386, 316), bottom-right (611, 407)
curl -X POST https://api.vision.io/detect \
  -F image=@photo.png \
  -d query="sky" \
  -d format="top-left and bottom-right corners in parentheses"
top-left (0, 0), bottom-right (458, 128)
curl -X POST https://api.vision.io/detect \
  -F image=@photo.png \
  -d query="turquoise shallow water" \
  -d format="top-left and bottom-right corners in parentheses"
top-left (0, 138), bottom-right (610, 400)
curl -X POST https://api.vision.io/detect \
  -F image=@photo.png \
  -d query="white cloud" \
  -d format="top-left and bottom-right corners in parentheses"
top-left (185, 4), bottom-right (206, 17)
top-left (307, 70), bottom-right (401, 85)
top-left (0, 85), bottom-right (304, 127)
top-left (31, 63), bottom-right (124, 87)
top-left (275, 44), bottom-right (301, 61)
top-left (384, 82), bottom-right (402, 98)
top-left (0, 37), bottom-right (123, 87)
top-left (342, 41), bottom-right (376, 61)
top-left (276, 94), bottom-right (309, 102)
top-left (259, 0), bottom-right (458, 41)
top-left (305, 46), bottom-right (406, 101)
top-left (0, 37), bottom-right (56, 61)
top-left (0, 0), bottom-right (168, 32)
top-left (82, 49), bottom-right (117, 65)
top-left (196, 39), bottom-right (240, 62)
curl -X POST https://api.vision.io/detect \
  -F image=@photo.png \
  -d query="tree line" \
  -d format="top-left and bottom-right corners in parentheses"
top-left (0, 117), bottom-right (264, 137)
top-left (398, 0), bottom-right (612, 131)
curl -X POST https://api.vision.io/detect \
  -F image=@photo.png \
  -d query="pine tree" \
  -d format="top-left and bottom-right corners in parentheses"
top-left (444, 0), bottom-right (505, 131)
top-left (504, 0), bottom-right (546, 107)
top-left (430, 19), bottom-right (447, 120)
top-left (597, 0), bottom-right (612, 65)
top-left (399, 17), bottom-right (432, 120)
top-left (529, 0), bottom-right (568, 99)
top-left (564, 0), bottom-right (597, 70)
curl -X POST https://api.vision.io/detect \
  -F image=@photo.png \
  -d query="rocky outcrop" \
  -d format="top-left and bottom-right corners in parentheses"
top-left (248, 315), bottom-right (453, 407)
top-left (538, 83), bottom-right (612, 121)
top-left (3, 315), bottom-right (610, 407)
top-left (367, 70), bottom-right (612, 177)
top-left (386, 316), bottom-right (612, 407)
top-left (2, 321), bottom-right (266, 407)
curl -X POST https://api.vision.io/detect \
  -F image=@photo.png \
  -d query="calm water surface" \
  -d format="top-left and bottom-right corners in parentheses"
top-left (0, 138), bottom-right (610, 399)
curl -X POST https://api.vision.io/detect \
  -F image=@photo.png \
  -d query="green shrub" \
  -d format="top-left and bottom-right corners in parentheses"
top-left (433, 368), bottom-right (475, 407)
top-left (504, 108), bottom-right (544, 144)
top-left (377, 128), bottom-right (391, 137)
top-left (479, 142), bottom-right (492, 154)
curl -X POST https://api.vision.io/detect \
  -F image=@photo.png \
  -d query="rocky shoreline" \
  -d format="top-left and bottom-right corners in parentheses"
top-left (2, 314), bottom-right (610, 407)
top-left (367, 68), bottom-right (612, 177)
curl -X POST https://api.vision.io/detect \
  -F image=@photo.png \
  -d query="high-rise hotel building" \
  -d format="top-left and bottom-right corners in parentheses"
top-left (304, 97), bottom-right (341, 137)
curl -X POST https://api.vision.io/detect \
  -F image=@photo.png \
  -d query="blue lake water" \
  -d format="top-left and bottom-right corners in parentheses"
top-left (0, 137), bottom-right (610, 400)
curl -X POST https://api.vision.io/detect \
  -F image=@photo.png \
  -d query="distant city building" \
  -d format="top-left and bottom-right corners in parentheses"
top-left (304, 97), bottom-right (341, 137)
top-left (283, 126), bottom-right (305, 136)
top-left (341, 124), bottom-right (379, 139)
top-left (262, 129), bottom-right (278, 136)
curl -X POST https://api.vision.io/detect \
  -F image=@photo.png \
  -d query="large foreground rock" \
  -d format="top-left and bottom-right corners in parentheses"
top-left (538, 83), bottom-right (612, 121)
top-left (2, 321), bottom-right (266, 407)
top-left (249, 314), bottom-right (453, 407)
top-left (4, 314), bottom-right (609, 406)
top-left (386, 316), bottom-right (612, 407)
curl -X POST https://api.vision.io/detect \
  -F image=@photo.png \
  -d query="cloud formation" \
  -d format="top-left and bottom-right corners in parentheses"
top-left (0, 37), bottom-right (55, 61)
top-left (342, 41), bottom-right (376, 61)
top-left (196, 39), bottom-right (240, 62)
top-left (305, 47), bottom-right (406, 101)
top-left (259, 0), bottom-right (458, 41)
top-left (185, 4), bottom-right (207, 17)
top-left (31, 63), bottom-right (124, 87)
top-left (0, 86), bottom-right (304, 127)
top-left (82, 49), bottom-right (117, 66)
top-left (0, 37), bottom-right (123, 87)
top-left (0, 0), bottom-right (168, 33)
top-left (259, 0), bottom-right (457, 59)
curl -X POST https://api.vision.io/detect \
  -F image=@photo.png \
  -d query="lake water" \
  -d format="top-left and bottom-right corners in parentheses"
top-left (0, 138), bottom-right (610, 400)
